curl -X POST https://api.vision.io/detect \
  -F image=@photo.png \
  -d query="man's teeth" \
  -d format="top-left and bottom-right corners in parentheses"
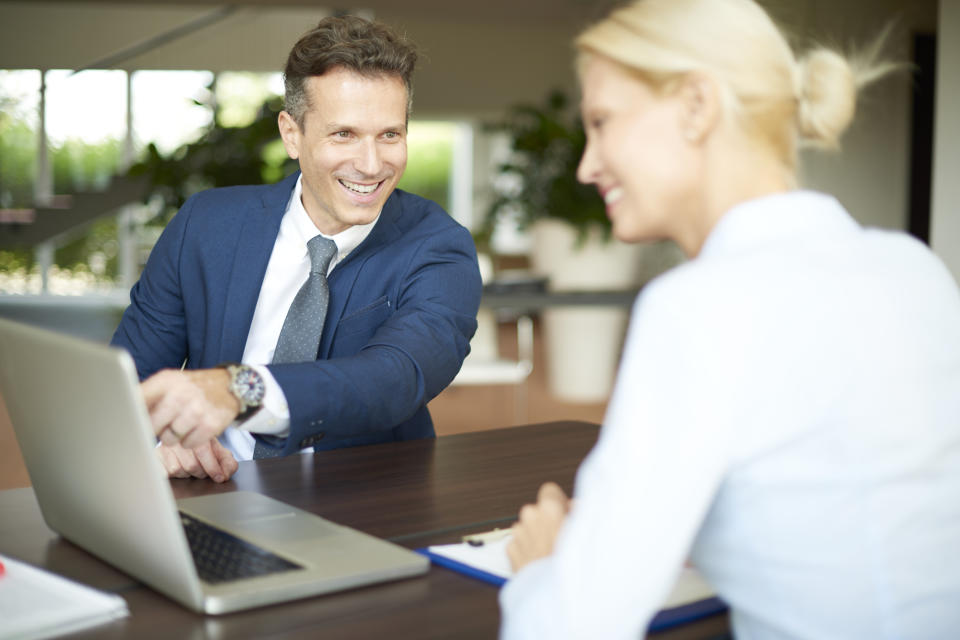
top-left (604, 187), bottom-right (623, 205)
top-left (340, 179), bottom-right (379, 194)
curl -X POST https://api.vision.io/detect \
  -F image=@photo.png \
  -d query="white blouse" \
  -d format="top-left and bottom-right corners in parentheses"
top-left (499, 191), bottom-right (960, 639)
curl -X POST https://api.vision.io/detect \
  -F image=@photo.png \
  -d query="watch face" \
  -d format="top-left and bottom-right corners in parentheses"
top-left (234, 367), bottom-right (265, 405)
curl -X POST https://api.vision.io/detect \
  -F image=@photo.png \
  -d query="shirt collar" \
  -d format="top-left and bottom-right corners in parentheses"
top-left (285, 174), bottom-right (380, 263)
top-left (698, 190), bottom-right (858, 260)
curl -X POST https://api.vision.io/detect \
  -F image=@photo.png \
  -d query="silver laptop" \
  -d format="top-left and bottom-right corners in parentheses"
top-left (0, 317), bottom-right (428, 614)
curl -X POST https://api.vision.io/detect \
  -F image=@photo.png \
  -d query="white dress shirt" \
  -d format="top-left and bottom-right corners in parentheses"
top-left (499, 191), bottom-right (960, 639)
top-left (220, 176), bottom-right (378, 461)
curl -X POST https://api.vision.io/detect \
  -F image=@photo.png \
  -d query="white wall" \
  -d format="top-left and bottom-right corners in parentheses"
top-left (381, 14), bottom-right (581, 119)
top-left (931, 0), bottom-right (960, 282)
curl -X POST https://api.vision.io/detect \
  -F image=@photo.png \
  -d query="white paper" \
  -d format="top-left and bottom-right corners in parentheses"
top-left (428, 536), bottom-right (514, 580)
top-left (0, 554), bottom-right (129, 640)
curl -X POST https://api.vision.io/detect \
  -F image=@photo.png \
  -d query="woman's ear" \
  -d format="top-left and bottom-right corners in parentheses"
top-left (678, 73), bottom-right (721, 144)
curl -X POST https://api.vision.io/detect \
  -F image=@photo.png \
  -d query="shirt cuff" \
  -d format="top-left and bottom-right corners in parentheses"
top-left (499, 558), bottom-right (560, 640)
top-left (236, 365), bottom-right (290, 436)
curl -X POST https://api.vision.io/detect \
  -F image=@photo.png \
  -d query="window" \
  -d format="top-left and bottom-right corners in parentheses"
top-left (1, 67), bottom-right (476, 296)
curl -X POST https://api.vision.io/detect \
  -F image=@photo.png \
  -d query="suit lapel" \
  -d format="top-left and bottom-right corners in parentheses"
top-left (319, 191), bottom-right (403, 358)
top-left (218, 173), bottom-right (299, 363)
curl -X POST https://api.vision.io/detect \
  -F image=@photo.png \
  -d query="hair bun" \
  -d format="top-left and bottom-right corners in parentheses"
top-left (796, 48), bottom-right (857, 149)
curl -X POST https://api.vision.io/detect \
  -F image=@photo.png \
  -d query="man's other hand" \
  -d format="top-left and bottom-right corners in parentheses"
top-left (156, 439), bottom-right (238, 483)
top-left (507, 481), bottom-right (571, 573)
top-left (142, 369), bottom-right (240, 449)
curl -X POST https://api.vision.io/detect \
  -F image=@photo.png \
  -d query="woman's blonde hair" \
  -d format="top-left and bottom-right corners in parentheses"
top-left (575, 0), bottom-right (897, 171)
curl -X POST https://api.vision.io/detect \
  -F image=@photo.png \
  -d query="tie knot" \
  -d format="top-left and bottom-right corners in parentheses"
top-left (306, 236), bottom-right (338, 274)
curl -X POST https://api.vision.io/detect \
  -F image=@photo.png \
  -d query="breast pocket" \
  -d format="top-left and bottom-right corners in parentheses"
top-left (335, 296), bottom-right (393, 342)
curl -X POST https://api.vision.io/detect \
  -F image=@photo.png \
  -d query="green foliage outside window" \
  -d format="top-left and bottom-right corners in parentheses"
top-left (398, 122), bottom-right (454, 211)
top-left (1, 110), bottom-right (124, 278)
top-left (0, 118), bottom-right (35, 208)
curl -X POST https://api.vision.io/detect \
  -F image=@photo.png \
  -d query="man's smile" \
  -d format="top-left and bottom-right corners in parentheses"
top-left (338, 178), bottom-right (383, 194)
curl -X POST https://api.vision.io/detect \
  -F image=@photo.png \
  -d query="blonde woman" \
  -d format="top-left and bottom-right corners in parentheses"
top-left (501, 0), bottom-right (960, 638)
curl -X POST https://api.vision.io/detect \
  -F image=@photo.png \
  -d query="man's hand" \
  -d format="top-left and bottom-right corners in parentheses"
top-left (156, 439), bottom-right (239, 483)
top-left (142, 369), bottom-right (240, 449)
top-left (507, 481), bottom-right (572, 573)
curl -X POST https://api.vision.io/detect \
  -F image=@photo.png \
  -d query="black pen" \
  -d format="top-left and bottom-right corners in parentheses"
top-left (463, 528), bottom-right (512, 547)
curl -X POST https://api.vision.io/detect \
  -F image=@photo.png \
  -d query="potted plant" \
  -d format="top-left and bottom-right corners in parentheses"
top-left (128, 95), bottom-right (296, 216)
top-left (479, 90), bottom-right (606, 243)
top-left (481, 90), bottom-right (682, 402)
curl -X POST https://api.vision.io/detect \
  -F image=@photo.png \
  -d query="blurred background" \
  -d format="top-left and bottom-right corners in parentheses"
top-left (1, 0), bottom-right (958, 488)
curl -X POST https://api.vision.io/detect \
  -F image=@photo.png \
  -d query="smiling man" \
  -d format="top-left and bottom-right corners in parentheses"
top-left (111, 16), bottom-right (482, 481)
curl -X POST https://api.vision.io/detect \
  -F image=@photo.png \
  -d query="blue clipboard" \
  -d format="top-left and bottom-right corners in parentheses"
top-left (417, 547), bottom-right (508, 587)
top-left (415, 548), bottom-right (727, 632)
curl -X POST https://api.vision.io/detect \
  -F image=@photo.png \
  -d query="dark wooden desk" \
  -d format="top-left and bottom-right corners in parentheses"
top-left (481, 289), bottom-right (639, 311)
top-left (0, 421), bottom-right (729, 639)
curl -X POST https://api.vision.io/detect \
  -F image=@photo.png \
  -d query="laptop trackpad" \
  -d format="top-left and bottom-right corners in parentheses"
top-left (177, 491), bottom-right (341, 544)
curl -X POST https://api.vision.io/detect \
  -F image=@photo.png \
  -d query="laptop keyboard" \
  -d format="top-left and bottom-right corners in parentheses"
top-left (179, 512), bottom-right (304, 584)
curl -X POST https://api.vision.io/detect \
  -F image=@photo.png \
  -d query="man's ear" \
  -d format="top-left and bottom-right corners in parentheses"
top-left (277, 111), bottom-right (301, 160)
top-left (678, 73), bottom-right (721, 144)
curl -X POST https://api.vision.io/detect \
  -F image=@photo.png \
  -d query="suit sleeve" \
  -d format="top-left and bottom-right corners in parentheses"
top-left (110, 197), bottom-right (194, 379)
top-left (267, 223), bottom-right (482, 453)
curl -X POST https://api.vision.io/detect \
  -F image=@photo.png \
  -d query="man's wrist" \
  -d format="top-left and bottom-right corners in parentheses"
top-left (235, 366), bottom-right (291, 437)
top-left (220, 363), bottom-right (266, 422)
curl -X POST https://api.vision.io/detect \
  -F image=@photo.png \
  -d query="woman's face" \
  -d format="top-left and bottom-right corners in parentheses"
top-left (577, 55), bottom-right (700, 248)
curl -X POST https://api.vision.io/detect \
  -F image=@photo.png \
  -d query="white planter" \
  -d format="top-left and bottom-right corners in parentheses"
top-left (531, 219), bottom-right (645, 292)
top-left (540, 306), bottom-right (630, 402)
top-left (469, 253), bottom-right (499, 361)
top-left (530, 220), bottom-right (682, 403)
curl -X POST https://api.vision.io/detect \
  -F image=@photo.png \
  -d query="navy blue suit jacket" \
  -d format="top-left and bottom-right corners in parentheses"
top-left (112, 171), bottom-right (481, 455)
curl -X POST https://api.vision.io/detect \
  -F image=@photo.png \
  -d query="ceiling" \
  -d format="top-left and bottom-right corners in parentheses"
top-left (0, 0), bottom-right (618, 27)
top-left (0, 0), bottom-right (939, 118)
top-left (0, 0), bottom-right (619, 115)
top-left (0, 0), bottom-right (616, 73)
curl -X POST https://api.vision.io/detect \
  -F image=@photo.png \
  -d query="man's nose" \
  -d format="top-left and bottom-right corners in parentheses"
top-left (353, 139), bottom-right (383, 177)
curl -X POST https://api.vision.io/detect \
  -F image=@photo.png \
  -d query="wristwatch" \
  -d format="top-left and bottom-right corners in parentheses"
top-left (222, 363), bottom-right (265, 421)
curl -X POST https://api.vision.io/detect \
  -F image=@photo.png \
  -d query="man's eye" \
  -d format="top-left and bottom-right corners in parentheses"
top-left (335, 131), bottom-right (351, 138)
top-left (384, 131), bottom-right (399, 139)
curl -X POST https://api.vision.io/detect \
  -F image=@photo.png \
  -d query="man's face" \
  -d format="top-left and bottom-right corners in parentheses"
top-left (279, 67), bottom-right (408, 236)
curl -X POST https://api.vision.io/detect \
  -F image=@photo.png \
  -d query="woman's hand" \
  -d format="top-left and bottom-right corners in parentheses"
top-left (507, 482), bottom-right (572, 572)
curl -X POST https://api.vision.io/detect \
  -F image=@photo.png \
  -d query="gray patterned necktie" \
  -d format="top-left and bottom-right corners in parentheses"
top-left (253, 235), bottom-right (338, 460)
top-left (271, 235), bottom-right (338, 364)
